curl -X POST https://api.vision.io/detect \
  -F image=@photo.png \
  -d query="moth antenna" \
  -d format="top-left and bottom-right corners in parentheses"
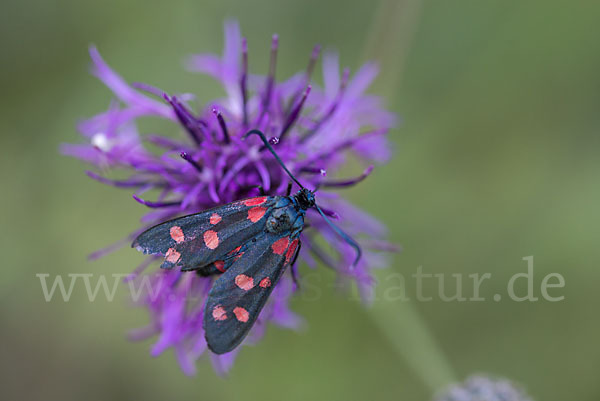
top-left (314, 203), bottom-right (362, 268)
top-left (243, 129), bottom-right (305, 189)
top-left (244, 129), bottom-right (360, 266)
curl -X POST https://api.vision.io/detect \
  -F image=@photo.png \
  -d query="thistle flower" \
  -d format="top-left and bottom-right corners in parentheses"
top-left (434, 375), bottom-right (534, 401)
top-left (63, 20), bottom-right (397, 375)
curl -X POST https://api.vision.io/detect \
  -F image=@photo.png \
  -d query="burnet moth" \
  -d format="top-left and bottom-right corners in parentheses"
top-left (132, 129), bottom-right (361, 354)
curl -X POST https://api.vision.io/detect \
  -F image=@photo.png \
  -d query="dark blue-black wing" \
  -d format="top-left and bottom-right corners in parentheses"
top-left (132, 196), bottom-right (278, 272)
top-left (203, 231), bottom-right (301, 354)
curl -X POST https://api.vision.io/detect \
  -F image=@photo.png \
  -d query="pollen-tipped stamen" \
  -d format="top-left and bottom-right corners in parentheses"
top-left (163, 94), bottom-right (206, 146)
top-left (321, 166), bottom-right (374, 188)
top-left (132, 194), bottom-right (181, 208)
top-left (212, 108), bottom-right (230, 144)
top-left (299, 167), bottom-right (327, 176)
top-left (180, 152), bottom-right (203, 173)
top-left (243, 129), bottom-right (304, 189)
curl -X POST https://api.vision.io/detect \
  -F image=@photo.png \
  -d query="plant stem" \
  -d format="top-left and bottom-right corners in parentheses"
top-left (367, 272), bottom-right (457, 391)
top-left (362, 0), bottom-right (457, 393)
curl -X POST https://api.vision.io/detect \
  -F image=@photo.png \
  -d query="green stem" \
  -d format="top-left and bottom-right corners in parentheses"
top-left (367, 271), bottom-right (457, 391)
top-left (362, 0), bottom-right (457, 393)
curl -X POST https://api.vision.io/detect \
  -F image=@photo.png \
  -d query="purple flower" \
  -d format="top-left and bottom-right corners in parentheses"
top-left (433, 375), bottom-right (534, 401)
top-left (63, 20), bottom-right (397, 375)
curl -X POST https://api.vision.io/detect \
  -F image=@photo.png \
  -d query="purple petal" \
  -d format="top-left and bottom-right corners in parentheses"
top-left (175, 345), bottom-right (197, 376)
top-left (322, 52), bottom-right (340, 99)
top-left (345, 62), bottom-right (379, 99)
top-left (185, 53), bottom-right (222, 77)
top-left (222, 19), bottom-right (242, 82)
top-left (88, 46), bottom-right (172, 118)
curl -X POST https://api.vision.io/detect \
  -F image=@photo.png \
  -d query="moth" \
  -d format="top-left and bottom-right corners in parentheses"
top-left (132, 130), bottom-right (361, 354)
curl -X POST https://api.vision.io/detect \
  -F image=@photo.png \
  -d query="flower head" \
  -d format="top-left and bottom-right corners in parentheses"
top-left (434, 375), bottom-right (534, 401)
top-left (63, 20), bottom-right (397, 375)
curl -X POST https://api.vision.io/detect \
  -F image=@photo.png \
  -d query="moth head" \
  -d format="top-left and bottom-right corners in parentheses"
top-left (296, 188), bottom-right (315, 210)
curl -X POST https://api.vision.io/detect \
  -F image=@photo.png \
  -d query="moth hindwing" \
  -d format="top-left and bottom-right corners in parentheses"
top-left (204, 231), bottom-right (301, 354)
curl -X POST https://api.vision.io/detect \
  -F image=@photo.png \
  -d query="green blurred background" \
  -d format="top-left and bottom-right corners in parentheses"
top-left (2, 0), bottom-right (599, 400)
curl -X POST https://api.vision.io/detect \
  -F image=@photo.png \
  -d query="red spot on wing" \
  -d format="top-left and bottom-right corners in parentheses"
top-left (272, 237), bottom-right (290, 255)
top-left (285, 239), bottom-right (299, 263)
top-left (169, 226), bottom-right (185, 243)
top-left (210, 213), bottom-right (222, 225)
top-left (165, 248), bottom-right (181, 264)
top-left (259, 277), bottom-right (271, 288)
top-left (212, 305), bottom-right (227, 321)
top-left (235, 274), bottom-right (254, 291)
top-left (247, 206), bottom-right (267, 223)
top-left (243, 196), bottom-right (267, 206)
top-left (214, 260), bottom-right (225, 273)
top-left (234, 252), bottom-right (244, 261)
top-left (203, 230), bottom-right (219, 249)
top-left (233, 306), bottom-right (249, 322)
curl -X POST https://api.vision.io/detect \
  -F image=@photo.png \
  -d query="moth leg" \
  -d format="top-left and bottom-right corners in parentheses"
top-left (290, 241), bottom-right (302, 290)
top-left (291, 241), bottom-right (302, 267)
top-left (290, 264), bottom-right (300, 290)
top-left (285, 181), bottom-right (293, 196)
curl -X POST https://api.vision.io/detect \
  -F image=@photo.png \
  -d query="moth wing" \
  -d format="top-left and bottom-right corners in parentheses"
top-left (203, 231), bottom-right (301, 354)
top-left (132, 196), bottom-right (278, 271)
